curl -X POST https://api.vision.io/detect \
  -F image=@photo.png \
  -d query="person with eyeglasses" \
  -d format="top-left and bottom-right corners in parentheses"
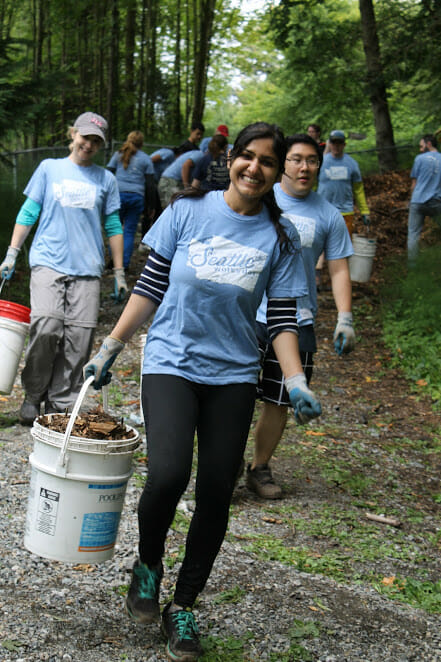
top-left (245, 133), bottom-right (354, 499)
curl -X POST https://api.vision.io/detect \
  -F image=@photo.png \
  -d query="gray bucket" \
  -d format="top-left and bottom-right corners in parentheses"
top-left (349, 234), bottom-right (377, 283)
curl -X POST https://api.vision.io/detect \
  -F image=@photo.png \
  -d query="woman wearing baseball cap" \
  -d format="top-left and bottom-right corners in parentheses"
top-left (0, 111), bottom-right (126, 424)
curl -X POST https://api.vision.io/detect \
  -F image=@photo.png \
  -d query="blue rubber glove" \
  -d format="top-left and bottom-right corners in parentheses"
top-left (362, 214), bottom-right (370, 227)
top-left (333, 312), bottom-right (355, 355)
top-left (286, 373), bottom-right (322, 425)
top-left (83, 336), bottom-right (125, 390)
top-left (0, 246), bottom-right (20, 280)
top-left (111, 267), bottom-right (128, 303)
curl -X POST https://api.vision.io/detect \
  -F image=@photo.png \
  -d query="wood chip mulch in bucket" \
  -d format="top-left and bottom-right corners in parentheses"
top-left (36, 406), bottom-right (135, 440)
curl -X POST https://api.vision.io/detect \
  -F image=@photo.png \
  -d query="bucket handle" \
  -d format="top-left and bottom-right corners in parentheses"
top-left (57, 375), bottom-right (109, 470)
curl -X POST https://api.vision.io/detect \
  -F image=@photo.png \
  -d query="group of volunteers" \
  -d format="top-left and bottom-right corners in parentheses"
top-left (1, 110), bottom-right (425, 662)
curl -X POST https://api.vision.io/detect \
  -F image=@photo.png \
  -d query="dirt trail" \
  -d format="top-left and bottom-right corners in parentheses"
top-left (1, 171), bottom-right (441, 661)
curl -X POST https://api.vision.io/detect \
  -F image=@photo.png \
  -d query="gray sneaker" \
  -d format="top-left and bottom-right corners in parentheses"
top-left (246, 463), bottom-right (282, 499)
top-left (126, 559), bottom-right (163, 623)
top-left (19, 400), bottom-right (40, 426)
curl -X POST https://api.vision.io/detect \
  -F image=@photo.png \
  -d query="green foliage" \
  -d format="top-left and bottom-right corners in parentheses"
top-left (381, 247), bottom-right (441, 405)
top-left (374, 576), bottom-right (441, 614)
top-left (200, 634), bottom-right (249, 661)
top-left (212, 586), bottom-right (245, 605)
top-left (268, 620), bottom-right (320, 661)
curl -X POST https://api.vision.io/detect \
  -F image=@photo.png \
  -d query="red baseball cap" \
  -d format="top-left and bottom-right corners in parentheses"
top-left (216, 125), bottom-right (229, 137)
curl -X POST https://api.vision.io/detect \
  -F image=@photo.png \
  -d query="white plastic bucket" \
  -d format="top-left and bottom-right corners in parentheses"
top-left (0, 316), bottom-right (29, 394)
top-left (24, 377), bottom-right (140, 563)
top-left (349, 234), bottom-right (377, 283)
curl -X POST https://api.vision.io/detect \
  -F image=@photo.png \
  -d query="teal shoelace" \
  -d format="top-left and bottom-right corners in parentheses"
top-left (135, 564), bottom-right (158, 599)
top-left (172, 609), bottom-right (199, 640)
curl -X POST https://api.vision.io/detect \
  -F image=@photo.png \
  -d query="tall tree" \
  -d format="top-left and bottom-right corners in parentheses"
top-left (123, 0), bottom-right (137, 130)
top-left (191, 0), bottom-right (216, 123)
top-left (359, 0), bottom-right (397, 171)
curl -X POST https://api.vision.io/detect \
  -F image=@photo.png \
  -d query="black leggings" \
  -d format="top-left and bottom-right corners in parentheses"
top-left (139, 374), bottom-right (256, 607)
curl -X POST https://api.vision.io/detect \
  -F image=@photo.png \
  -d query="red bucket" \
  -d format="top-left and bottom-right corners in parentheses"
top-left (0, 299), bottom-right (31, 324)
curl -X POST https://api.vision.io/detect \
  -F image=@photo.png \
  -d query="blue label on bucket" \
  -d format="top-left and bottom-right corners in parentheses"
top-left (78, 512), bottom-right (121, 551)
top-left (88, 482), bottom-right (126, 490)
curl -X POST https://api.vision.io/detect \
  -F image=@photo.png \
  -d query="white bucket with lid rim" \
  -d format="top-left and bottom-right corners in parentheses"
top-left (24, 376), bottom-right (140, 563)
top-left (349, 234), bottom-right (377, 283)
top-left (0, 299), bottom-right (31, 395)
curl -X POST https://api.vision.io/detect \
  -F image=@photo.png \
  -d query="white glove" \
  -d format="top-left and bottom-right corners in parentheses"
top-left (333, 312), bottom-right (355, 355)
top-left (83, 336), bottom-right (125, 389)
top-left (0, 246), bottom-right (20, 280)
top-left (286, 373), bottom-right (322, 424)
top-left (112, 267), bottom-right (128, 302)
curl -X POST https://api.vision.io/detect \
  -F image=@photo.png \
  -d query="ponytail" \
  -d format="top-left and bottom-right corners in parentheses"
top-left (119, 130), bottom-right (144, 169)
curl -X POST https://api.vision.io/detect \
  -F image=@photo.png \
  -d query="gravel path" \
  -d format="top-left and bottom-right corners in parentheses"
top-left (1, 265), bottom-right (441, 661)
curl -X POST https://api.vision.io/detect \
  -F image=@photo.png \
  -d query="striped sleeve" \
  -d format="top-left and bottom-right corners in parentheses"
top-left (132, 249), bottom-right (171, 305)
top-left (266, 297), bottom-right (298, 341)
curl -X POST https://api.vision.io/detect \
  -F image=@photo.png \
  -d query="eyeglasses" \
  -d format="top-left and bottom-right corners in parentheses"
top-left (285, 157), bottom-right (320, 167)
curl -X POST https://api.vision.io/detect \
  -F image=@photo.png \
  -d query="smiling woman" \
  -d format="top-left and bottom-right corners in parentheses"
top-left (0, 111), bottom-right (126, 425)
top-left (83, 122), bottom-right (321, 661)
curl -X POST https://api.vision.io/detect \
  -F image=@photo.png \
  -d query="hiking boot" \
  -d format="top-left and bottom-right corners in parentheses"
top-left (19, 400), bottom-right (40, 426)
top-left (161, 602), bottom-right (203, 662)
top-left (246, 463), bottom-right (282, 499)
top-left (126, 559), bottom-right (163, 623)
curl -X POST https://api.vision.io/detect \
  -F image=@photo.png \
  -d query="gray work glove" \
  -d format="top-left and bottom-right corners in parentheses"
top-left (286, 373), bottom-right (322, 425)
top-left (333, 312), bottom-right (356, 355)
top-left (112, 267), bottom-right (128, 303)
top-left (83, 336), bottom-right (125, 389)
top-left (0, 246), bottom-right (20, 280)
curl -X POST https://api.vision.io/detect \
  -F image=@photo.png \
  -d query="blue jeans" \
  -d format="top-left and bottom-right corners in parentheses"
top-left (120, 192), bottom-right (144, 268)
top-left (408, 199), bottom-right (441, 263)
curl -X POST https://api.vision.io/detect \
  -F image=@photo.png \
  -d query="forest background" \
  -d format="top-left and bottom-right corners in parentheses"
top-left (0, 0), bottom-right (440, 170)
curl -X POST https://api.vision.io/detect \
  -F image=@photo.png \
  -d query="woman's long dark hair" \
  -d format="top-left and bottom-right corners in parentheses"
top-left (172, 121), bottom-right (292, 251)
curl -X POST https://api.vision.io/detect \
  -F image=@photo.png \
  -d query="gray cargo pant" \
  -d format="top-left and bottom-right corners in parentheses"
top-left (21, 266), bottom-right (100, 411)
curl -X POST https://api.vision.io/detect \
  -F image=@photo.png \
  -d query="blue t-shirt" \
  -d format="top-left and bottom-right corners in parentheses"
top-left (410, 151), bottom-right (441, 204)
top-left (25, 157), bottom-right (120, 277)
top-left (200, 137), bottom-right (234, 153)
top-left (161, 150), bottom-right (205, 182)
top-left (107, 150), bottom-right (154, 197)
top-left (318, 153), bottom-right (362, 213)
top-left (150, 148), bottom-right (176, 182)
top-left (141, 190), bottom-right (307, 384)
top-left (257, 184), bottom-right (353, 327)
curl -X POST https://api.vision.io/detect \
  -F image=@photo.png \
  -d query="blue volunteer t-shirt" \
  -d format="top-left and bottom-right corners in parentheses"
top-left (141, 190), bottom-right (308, 384)
top-left (161, 150), bottom-right (205, 182)
top-left (267, 184), bottom-right (353, 325)
top-left (318, 153), bottom-right (362, 213)
top-left (25, 157), bottom-right (120, 277)
top-left (150, 148), bottom-right (176, 182)
top-left (107, 150), bottom-right (154, 197)
top-left (410, 151), bottom-right (441, 204)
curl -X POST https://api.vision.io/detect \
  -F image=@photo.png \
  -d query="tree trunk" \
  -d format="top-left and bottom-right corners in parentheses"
top-left (359, 0), bottom-right (398, 172)
top-left (144, 0), bottom-right (158, 135)
top-left (123, 0), bottom-right (136, 130)
top-left (191, 0), bottom-right (216, 124)
top-left (106, 0), bottom-right (120, 140)
top-left (172, 0), bottom-right (182, 136)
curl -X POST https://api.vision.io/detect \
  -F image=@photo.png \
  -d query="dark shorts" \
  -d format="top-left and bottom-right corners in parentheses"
top-left (256, 323), bottom-right (316, 407)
